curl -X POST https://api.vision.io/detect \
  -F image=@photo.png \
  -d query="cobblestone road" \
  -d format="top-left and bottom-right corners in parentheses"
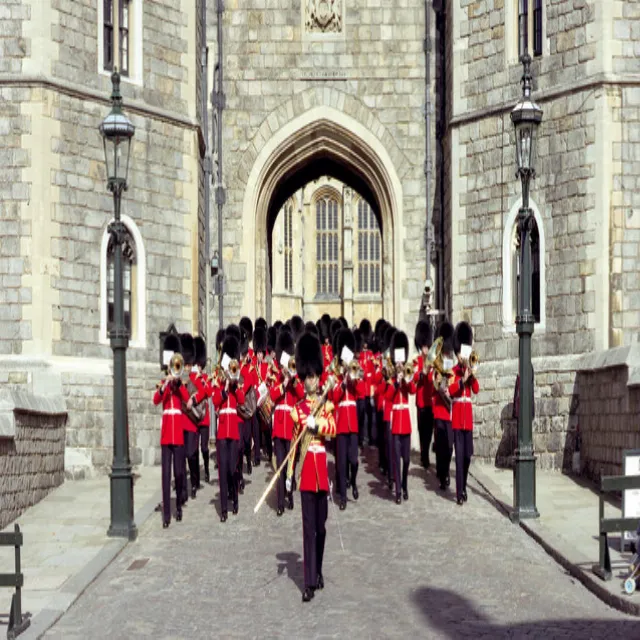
top-left (45, 450), bottom-right (636, 639)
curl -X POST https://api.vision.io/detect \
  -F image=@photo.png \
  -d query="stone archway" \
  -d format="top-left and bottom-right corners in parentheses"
top-left (241, 105), bottom-right (405, 324)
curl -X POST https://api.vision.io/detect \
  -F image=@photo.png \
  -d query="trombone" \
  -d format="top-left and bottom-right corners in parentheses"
top-left (156, 353), bottom-right (185, 390)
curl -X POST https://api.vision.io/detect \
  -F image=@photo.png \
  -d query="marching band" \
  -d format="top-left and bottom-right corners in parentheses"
top-left (153, 314), bottom-right (480, 600)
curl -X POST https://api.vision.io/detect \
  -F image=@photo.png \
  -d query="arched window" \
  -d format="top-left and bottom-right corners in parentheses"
top-left (100, 214), bottom-right (146, 347)
top-left (316, 196), bottom-right (339, 296)
top-left (502, 199), bottom-right (546, 332)
top-left (357, 199), bottom-right (381, 294)
top-left (283, 202), bottom-right (293, 292)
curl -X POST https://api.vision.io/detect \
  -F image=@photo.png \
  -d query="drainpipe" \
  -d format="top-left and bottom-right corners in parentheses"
top-left (200, 0), bottom-right (211, 340)
top-left (424, 0), bottom-right (432, 293)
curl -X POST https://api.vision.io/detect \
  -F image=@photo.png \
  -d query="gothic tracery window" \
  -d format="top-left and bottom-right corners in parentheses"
top-left (357, 199), bottom-right (381, 294)
top-left (316, 196), bottom-right (339, 296)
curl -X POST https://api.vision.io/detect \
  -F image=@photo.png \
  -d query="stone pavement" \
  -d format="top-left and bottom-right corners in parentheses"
top-left (0, 467), bottom-right (161, 639)
top-left (470, 464), bottom-right (640, 616)
top-left (43, 449), bottom-right (637, 639)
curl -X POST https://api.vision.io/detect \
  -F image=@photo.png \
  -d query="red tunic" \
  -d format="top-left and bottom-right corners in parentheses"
top-left (430, 369), bottom-right (452, 421)
top-left (270, 374), bottom-right (304, 440)
top-left (289, 398), bottom-right (337, 492)
top-left (322, 344), bottom-right (333, 371)
top-left (415, 355), bottom-right (434, 411)
top-left (329, 377), bottom-right (359, 434)
top-left (153, 381), bottom-right (190, 446)
top-left (385, 380), bottom-right (417, 435)
top-left (189, 371), bottom-right (210, 428)
top-left (212, 384), bottom-right (245, 440)
top-left (448, 364), bottom-right (479, 431)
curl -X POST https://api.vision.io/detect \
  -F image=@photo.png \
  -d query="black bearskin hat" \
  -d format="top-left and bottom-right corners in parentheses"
top-left (390, 331), bottom-right (409, 365)
top-left (273, 320), bottom-right (283, 332)
top-left (339, 316), bottom-right (348, 328)
top-left (305, 321), bottom-right (319, 337)
top-left (370, 335), bottom-right (380, 354)
top-left (330, 319), bottom-right (342, 340)
top-left (295, 333), bottom-right (323, 380)
top-left (215, 329), bottom-right (226, 352)
top-left (226, 324), bottom-right (241, 342)
top-left (239, 316), bottom-right (253, 341)
top-left (376, 319), bottom-right (389, 343)
top-left (353, 329), bottom-right (362, 354)
top-left (335, 328), bottom-right (356, 363)
top-left (318, 313), bottom-right (331, 341)
top-left (290, 315), bottom-right (304, 341)
top-left (414, 320), bottom-right (433, 351)
top-left (222, 335), bottom-right (239, 361)
top-left (280, 323), bottom-right (292, 335)
top-left (374, 318), bottom-right (386, 337)
top-left (382, 325), bottom-right (396, 353)
top-left (359, 318), bottom-right (372, 341)
top-left (276, 330), bottom-right (295, 363)
top-left (436, 320), bottom-right (454, 344)
top-left (453, 321), bottom-right (473, 355)
top-left (255, 317), bottom-right (268, 333)
top-left (267, 326), bottom-right (277, 353)
top-left (253, 327), bottom-right (267, 354)
top-left (239, 332), bottom-right (249, 357)
top-left (194, 336), bottom-right (207, 368)
top-left (180, 333), bottom-right (195, 365)
top-left (163, 334), bottom-right (181, 355)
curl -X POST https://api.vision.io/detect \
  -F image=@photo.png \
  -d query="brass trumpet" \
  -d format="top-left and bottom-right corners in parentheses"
top-left (156, 353), bottom-right (185, 389)
top-left (227, 358), bottom-right (241, 381)
top-left (286, 357), bottom-right (296, 378)
top-left (347, 360), bottom-right (363, 381)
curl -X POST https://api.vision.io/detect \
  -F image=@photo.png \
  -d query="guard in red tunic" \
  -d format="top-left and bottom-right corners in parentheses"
top-left (385, 331), bottom-right (417, 504)
top-left (414, 321), bottom-right (435, 469)
top-left (318, 314), bottom-right (333, 371)
top-left (270, 331), bottom-right (303, 515)
top-left (237, 334), bottom-right (258, 488)
top-left (286, 332), bottom-right (337, 603)
top-left (153, 335), bottom-right (189, 528)
top-left (253, 327), bottom-right (272, 462)
top-left (188, 337), bottom-right (212, 484)
top-left (212, 335), bottom-right (245, 522)
top-left (358, 319), bottom-right (377, 447)
top-left (449, 322), bottom-right (479, 505)
top-left (180, 334), bottom-right (201, 502)
top-left (329, 328), bottom-right (360, 510)
top-left (432, 321), bottom-right (456, 491)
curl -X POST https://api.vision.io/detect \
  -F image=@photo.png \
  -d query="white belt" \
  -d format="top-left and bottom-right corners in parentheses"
top-left (453, 397), bottom-right (472, 404)
top-left (339, 401), bottom-right (356, 408)
top-left (220, 408), bottom-right (237, 415)
top-left (392, 404), bottom-right (409, 411)
top-left (163, 409), bottom-right (182, 416)
top-left (275, 405), bottom-right (292, 411)
top-left (308, 443), bottom-right (325, 454)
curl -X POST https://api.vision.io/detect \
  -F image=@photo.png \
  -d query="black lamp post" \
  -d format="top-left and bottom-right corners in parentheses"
top-left (100, 70), bottom-right (137, 540)
top-left (510, 54), bottom-right (543, 523)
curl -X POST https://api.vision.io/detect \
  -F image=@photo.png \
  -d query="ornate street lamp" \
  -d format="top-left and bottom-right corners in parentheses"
top-left (99, 70), bottom-right (137, 540)
top-left (510, 54), bottom-right (543, 523)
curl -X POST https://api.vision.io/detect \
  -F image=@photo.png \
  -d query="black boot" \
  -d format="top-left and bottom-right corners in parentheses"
top-left (302, 587), bottom-right (315, 602)
top-left (286, 493), bottom-right (294, 510)
top-left (191, 486), bottom-right (197, 499)
top-left (176, 509), bottom-right (182, 522)
top-left (204, 463), bottom-right (210, 484)
top-left (232, 500), bottom-right (239, 515)
top-left (403, 489), bottom-right (408, 501)
top-left (316, 573), bottom-right (324, 590)
top-left (163, 520), bottom-right (169, 529)
top-left (220, 512), bottom-right (227, 523)
top-left (352, 484), bottom-right (359, 501)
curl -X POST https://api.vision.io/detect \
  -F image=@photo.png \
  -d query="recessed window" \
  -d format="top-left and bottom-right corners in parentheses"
top-left (99, 0), bottom-right (141, 83)
top-left (533, 0), bottom-right (543, 58)
top-left (510, 0), bottom-right (545, 63)
top-left (100, 215), bottom-right (146, 347)
top-left (316, 197), bottom-right (339, 296)
top-left (356, 199), bottom-right (381, 294)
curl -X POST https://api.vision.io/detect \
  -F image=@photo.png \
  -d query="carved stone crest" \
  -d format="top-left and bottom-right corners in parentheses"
top-left (306, 0), bottom-right (342, 33)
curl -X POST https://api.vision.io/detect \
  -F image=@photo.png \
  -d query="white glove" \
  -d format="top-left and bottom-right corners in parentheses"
top-left (286, 477), bottom-right (292, 493)
top-left (306, 415), bottom-right (317, 432)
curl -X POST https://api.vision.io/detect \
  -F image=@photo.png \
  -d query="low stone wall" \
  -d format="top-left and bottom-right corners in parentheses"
top-left (576, 346), bottom-right (640, 482)
top-left (0, 392), bottom-right (67, 529)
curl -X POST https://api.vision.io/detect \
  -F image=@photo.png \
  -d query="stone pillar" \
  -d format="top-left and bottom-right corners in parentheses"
top-left (342, 187), bottom-right (354, 325)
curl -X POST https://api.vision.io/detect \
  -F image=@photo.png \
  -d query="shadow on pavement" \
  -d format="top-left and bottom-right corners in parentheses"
top-left (411, 586), bottom-right (638, 638)
top-left (276, 552), bottom-right (304, 594)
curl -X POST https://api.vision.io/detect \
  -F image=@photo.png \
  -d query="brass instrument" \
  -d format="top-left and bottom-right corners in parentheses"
top-left (403, 361), bottom-right (415, 380)
top-left (469, 350), bottom-right (480, 374)
top-left (156, 353), bottom-right (185, 389)
top-left (427, 337), bottom-right (454, 389)
top-left (286, 356), bottom-right (296, 378)
top-left (329, 356), bottom-right (343, 378)
top-left (347, 360), bottom-right (363, 381)
top-left (227, 358), bottom-right (241, 382)
top-left (382, 354), bottom-right (394, 380)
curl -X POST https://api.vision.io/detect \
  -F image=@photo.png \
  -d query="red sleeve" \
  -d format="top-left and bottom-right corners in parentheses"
top-left (293, 379), bottom-right (305, 400)
top-left (212, 386), bottom-right (223, 409)
top-left (469, 376), bottom-right (480, 395)
top-left (270, 377), bottom-right (284, 402)
top-left (355, 380), bottom-right (366, 396)
top-left (331, 381), bottom-right (345, 404)
top-left (178, 383), bottom-right (190, 402)
top-left (376, 381), bottom-right (388, 396)
top-left (406, 380), bottom-right (417, 395)
top-left (235, 386), bottom-right (246, 405)
top-left (448, 376), bottom-right (464, 398)
top-left (385, 384), bottom-right (396, 401)
top-left (153, 384), bottom-right (164, 405)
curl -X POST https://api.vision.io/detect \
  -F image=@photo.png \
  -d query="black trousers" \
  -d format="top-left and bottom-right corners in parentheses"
top-left (237, 419), bottom-right (252, 481)
top-left (217, 438), bottom-right (238, 515)
top-left (417, 407), bottom-right (434, 467)
top-left (357, 399), bottom-right (366, 445)
top-left (454, 429), bottom-right (474, 499)
top-left (198, 425), bottom-right (210, 479)
top-left (182, 430), bottom-right (200, 499)
top-left (263, 424), bottom-right (273, 461)
top-left (375, 408), bottom-right (385, 471)
top-left (161, 444), bottom-right (184, 523)
top-left (391, 433), bottom-right (411, 498)
top-left (300, 491), bottom-right (328, 589)
top-left (382, 420), bottom-right (392, 485)
top-left (434, 419), bottom-right (454, 485)
top-left (251, 415), bottom-right (261, 464)
top-left (336, 433), bottom-right (359, 501)
top-left (273, 437), bottom-right (292, 511)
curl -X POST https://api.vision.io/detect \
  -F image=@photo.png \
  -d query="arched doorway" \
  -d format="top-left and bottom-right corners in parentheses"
top-left (241, 105), bottom-right (404, 324)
